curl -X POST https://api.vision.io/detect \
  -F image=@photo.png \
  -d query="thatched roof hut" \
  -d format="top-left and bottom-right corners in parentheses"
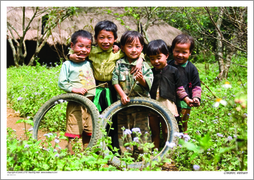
top-left (7, 7), bottom-right (181, 47)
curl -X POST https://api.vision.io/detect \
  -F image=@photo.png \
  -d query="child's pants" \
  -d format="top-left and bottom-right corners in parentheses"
top-left (117, 107), bottom-right (151, 153)
top-left (65, 101), bottom-right (92, 138)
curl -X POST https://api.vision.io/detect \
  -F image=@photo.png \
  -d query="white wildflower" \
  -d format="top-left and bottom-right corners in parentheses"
top-left (166, 142), bottom-right (176, 148)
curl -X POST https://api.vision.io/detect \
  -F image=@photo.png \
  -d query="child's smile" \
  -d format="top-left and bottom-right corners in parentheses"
top-left (71, 37), bottom-right (92, 61)
top-left (172, 42), bottom-right (191, 65)
top-left (149, 53), bottom-right (168, 70)
top-left (122, 38), bottom-right (143, 63)
top-left (96, 30), bottom-right (116, 51)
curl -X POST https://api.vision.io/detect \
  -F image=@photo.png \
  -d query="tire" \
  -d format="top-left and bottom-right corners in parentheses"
top-left (32, 93), bottom-right (100, 148)
top-left (100, 97), bottom-right (179, 169)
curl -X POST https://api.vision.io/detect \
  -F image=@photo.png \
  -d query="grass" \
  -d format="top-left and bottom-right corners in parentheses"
top-left (6, 56), bottom-right (248, 172)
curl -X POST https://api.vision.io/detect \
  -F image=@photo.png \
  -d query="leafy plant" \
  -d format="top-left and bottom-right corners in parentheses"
top-left (6, 57), bottom-right (248, 171)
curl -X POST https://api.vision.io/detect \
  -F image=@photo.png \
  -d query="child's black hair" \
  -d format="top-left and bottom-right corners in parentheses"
top-left (146, 39), bottom-right (169, 57)
top-left (120, 31), bottom-right (144, 47)
top-left (94, 20), bottom-right (118, 39)
top-left (71, 30), bottom-right (93, 45)
top-left (171, 34), bottom-right (195, 53)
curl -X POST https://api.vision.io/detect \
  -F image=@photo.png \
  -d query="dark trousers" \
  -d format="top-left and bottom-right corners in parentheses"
top-left (96, 81), bottom-right (120, 152)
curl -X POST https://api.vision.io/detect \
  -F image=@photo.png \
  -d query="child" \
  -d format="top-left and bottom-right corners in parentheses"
top-left (68, 20), bottom-right (144, 151)
top-left (58, 30), bottom-right (96, 154)
top-left (168, 34), bottom-right (202, 134)
top-left (147, 39), bottom-right (193, 149)
top-left (112, 31), bottom-right (154, 153)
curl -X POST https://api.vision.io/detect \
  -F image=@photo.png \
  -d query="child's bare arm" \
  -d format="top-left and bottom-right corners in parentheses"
top-left (69, 54), bottom-right (86, 63)
top-left (114, 84), bottom-right (130, 105)
top-left (112, 45), bottom-right (120, 53)
top-left (131, 57), bottom-right (143, 74)
top-left (72, 87), bottom-right (88, 95)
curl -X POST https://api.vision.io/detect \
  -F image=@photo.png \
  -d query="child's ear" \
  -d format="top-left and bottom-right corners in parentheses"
top-left (70, 42), bottom-right (74, 50)
top-left (120, 45), bottom-right (124, 52)
top-left (114, 36), bottom-right (118, 42)
top-left (94, 35), bottom-right (98, 43)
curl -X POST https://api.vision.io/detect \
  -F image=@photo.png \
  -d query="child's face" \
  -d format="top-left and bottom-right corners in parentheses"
top-left (95, 30), bottom-right (116, 51)
top-left (149, 53), bottom-right (169, 70)
top-left (122, 37), bottom-right (143, 62)
top-left (71, 37), bottom-right (92, 61)
top-left (172, 42), bottom-right (191, 65)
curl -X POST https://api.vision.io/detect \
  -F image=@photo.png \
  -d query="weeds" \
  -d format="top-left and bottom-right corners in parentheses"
top-left (6, 58), bottom-right (248, 171)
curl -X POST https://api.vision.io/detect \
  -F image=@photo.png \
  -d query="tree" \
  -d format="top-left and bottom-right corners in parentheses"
top-left (7, 7), bottom-right (78, 67)
top-left (155, 7), bottom-right (247, 80)
top-left (204, 7), bottom-right (247, 79)
top-left (106, 7), bottom-right (172, 44)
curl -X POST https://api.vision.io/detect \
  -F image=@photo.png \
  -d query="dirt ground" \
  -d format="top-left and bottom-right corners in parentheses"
top-left (6, 106), bottom-right (178, 171)
top-left (6, 106), bottom-right (68, 149)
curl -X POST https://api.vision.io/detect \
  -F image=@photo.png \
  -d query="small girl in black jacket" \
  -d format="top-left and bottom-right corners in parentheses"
top-left (147, 39), bottom-right (193, 149)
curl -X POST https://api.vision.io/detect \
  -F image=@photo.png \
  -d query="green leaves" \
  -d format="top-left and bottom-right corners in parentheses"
top-left (179, 139), bottom-right (204, 154)
top-left (16, 119), bottom-right (34, 126)
top-left (6, 60), bottom-right (247, 171)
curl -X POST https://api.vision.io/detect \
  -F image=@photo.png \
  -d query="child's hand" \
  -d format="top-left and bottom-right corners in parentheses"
top-left (72, 87), bottom-right (87, 95)
top-left (183, 96), bottom-right (194, 107)
top-left (69, 54), bottom-right (86, 63)
top-left (133, 70), bottom-right (148, 89)
top-left (112, 45), bottom-right (120, 53)
top-left (134, 70), bottom-right (144, 83)
top-left (120, 95), bottom-right (130, 105)
top-left (193, 98), bottom-right (200, 107)
top-left (131, 57), bottom-right (143, 74)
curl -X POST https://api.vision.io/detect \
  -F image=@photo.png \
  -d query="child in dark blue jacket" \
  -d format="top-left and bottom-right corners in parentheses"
top-left (147, 39), bottom-right (193, 149)
top-left (168, 34), bottom-right (202, 134)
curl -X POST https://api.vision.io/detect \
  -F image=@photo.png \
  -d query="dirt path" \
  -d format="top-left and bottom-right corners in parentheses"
top-left (6, 106), bottom-right (68, 149)
top-left (6, 105), bottom-right (178, 171)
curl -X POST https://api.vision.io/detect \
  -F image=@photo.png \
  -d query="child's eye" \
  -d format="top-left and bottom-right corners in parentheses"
top-left (149, 57), bottom-right (156, 61)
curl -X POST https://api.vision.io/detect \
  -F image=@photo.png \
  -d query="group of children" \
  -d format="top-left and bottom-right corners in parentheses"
top-left (58, 20), bottom-right (201, 154)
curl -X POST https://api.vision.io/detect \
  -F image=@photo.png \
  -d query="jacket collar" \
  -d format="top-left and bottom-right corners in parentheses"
top-left (92, 46), bottom-right (113, 53)
top-left (122, 56), bottom-right (139, 66)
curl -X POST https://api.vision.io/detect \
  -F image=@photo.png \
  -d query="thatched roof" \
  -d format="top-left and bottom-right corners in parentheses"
top-left (7, 7), bottom-right (181, 47)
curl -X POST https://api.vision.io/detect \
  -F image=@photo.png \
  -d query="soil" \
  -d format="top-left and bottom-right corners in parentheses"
top-left (6, 105), bottom-right (178, 171)
top-left (6, 105), bottom-right (68, 149)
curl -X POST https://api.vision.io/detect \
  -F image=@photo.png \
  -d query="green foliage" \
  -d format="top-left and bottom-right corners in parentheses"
top-left (6, 127), bottom-right (118, 171)
top-left (6, 57), bottom-right (248, 171)
top-left (7, 62), bottom-right (66, 131)
top-left (156, 7), bottom-right (247, 63)
top-left (6, 118), bottom-right (168, 171)
top-left (171, 58), bottom-right (247, 171)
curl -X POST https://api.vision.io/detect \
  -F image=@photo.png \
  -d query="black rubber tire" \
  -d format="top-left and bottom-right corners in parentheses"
top-left (32, 93), bottom-right (100, 148)
top-left (100, 97), bottom-right (179, 169)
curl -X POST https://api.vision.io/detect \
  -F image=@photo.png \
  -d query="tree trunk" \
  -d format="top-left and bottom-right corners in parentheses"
top-left (215, 7), bottom-right (225, 80)
top-left (223, 31), bottom-right (237, 78)
top-left (7, 39), bottom-right (19, 67)
top-left (28, 40), bottom-right (47, 66)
